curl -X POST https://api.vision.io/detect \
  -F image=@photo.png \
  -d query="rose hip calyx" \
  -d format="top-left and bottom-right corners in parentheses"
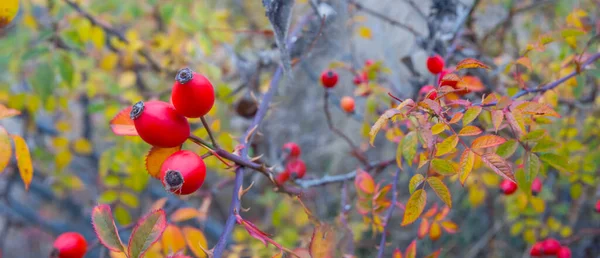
top-left (130, 101), bottom-right (145, 120)
top-left (175, 67), bottom-right (194, 84)
top-left (164, 170), bottom-right (184, 190)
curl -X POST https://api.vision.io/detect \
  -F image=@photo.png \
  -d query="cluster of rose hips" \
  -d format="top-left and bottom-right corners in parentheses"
top-left (499, 178), bottom-right (543, 196)
top-left (530, 238), bottom-right (571, 258)
top-left (275, 142), bottom-right (307, 185)
top-left (132, 68), bottom-right (215, 195)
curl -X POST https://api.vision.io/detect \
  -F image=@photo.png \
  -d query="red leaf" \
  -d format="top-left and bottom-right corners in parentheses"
top-left (418, 218), bottom-right (430, 239)
top-left (393, 248), bottom-right (403, 258)
top-left (456, 58), bottom-right (491, 70)
top-left (110, 107), bottom-right (138, 136)
top-left (405, 240), bottom-right (417, 258)
top-left (236, 214), bottom-right (285, 251)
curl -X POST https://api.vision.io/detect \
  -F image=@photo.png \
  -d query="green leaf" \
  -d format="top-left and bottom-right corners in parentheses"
top-left (431, 159), bottom-right (457, 175)
top-left (402, 132), bottom-right (418, 166)
top-left (496, 139), bottom-right (519, 158)
top-left (525, 152), bottom-right (540, 182)
top-left (98, 190), bottom-right (119, 203)
top-left (56, 52), bottom-right (75, 88)
top-left (463, 106), bottom-right (482, 126)
top-left (91, 205), bottom-right (125, 252)
top-left (540, 153), bottom-right (570, 173)
top-left (401, 189), bottom-right (427, 226)
top-left (570, 183), bottom-right (582, 199)
top-left (515, 169), bottom-right (530, 196)
top-left (459, 149), bottom-right (475, 185)
top-left (532, 139), bottom-right (559, 153)
top-left (521, 129), bottom-right (546, 142)
top-left (427, 177), bottom-right (452, 208)
top-left (30, 63), bottom-right (55, 102)
top-left (128, 209), bottom-right (167, 258)
top-left (114, 205), bottom-right (132, 225)
top-left (409, 174), bottom-right (425, 194)
top-left (436, 135), bottom-right (458, 157)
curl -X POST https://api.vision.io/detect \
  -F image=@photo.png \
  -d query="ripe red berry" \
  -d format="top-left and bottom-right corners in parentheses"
top-left (426, 55), bottom-right (445, 74)
top-left (51, 232), bottom-right (87, 258)
top-left (160, 150), bottom-right (206, 195)
top-left (282, 142), bottom-right (301, 159)
top-left (596, 200), bottom-right (600, 213)
top-left (353, 72), bottom-right (368, 85)
top-left (321, 69), bottom-right (339, 88)
top-left (541, 238), bottom-right (561, 255)
top-left (499, 179), bottom-right (518, 195)
top-left (131, 100), bottom-right (190, 148)
top-left (365, 59), bottom-right (375, 66)
top-left (286, 159), bottom-right (306, 180)
top-left (557, 246), bottom-right (572, 258)
top-left (531, 178), bottom-right (542, 196)
top-left (276, 170), bottom-right (290, 185)
top-left (530, 242), bottom-right (543, 257)
top-left (171, 68), bottom-right (216, 118)
top-left (340, 96), bottom-right (355, 113)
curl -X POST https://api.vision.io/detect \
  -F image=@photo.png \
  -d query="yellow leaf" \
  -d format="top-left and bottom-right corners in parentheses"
top-left (55, 150), bottom-right (72, 170)
top-left (427, 177), bottom-right (452, 208)
top-left (436, 135), bottom-right (458, 157)
top-left (91, 26), bottom-right (106, 49)
top-left (516, 101), bottom-right (561, 118)
top-left (73, 138), bottom-right (93, 155)
top-left (458, 126), bottom-right (482, 136)
top-left (455, 58), bottom-right (491, 70)
top-left (459, 150), bottom-right (475, 185)
top-left (405, 240), bottom-right (416, 258)
top-left (370, 109), bottom-right (402, 146)
top-left (118, 71), bottom-right (137, 89)
top-left (463, 106), bottom-right (482, 126)
top-left (100, 53), bottom-right (119, 71)
top-left (11, 135), bottom-right (33, 190)
top-left (145, 146), bottom-right (181, 179)
top-left (409, 174), bottom-right (425, 194)
top-left (402, 189), bottom-right (427, 226)
top-left (76, 18), bottom-right (92, 42)
top-left (468, 185), bottom-right (486, 207)
top-left (429, 222), bottom-right (441, 241)
top-left (431, 159), bottom-right (457, 175)
top-left (309, 224), bottom-right (336, 258)
top-left (182, 226), bottom-right (209, 258)
top-left (109, 251), bottom-right (128, 258)
top-left (161, 224), bottom-right (186, 255)
top-left (530, 196), bottom-right (545, 213)
top-left (357, 26), bottom-right (372, 39)
top-left (0, 127), bottom-right (11, 173)
top-left (0, 0), bottom-right (19, 28)
top-left (431, 123), bottom-right (447, 135)
top-left (170, 208), bottom-right (201, 222)
top-left (441, 221), bottom-right (458, 233)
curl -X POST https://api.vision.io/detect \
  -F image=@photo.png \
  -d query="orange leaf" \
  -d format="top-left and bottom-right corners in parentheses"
top-left (516, 101), bottom-right (561, 118)
top-left (423, 203), bottom-right (439, 218)
top-left (441, 221), bottom-right (458, 233)
top-left (481, 153), bottom-right (515, 182)
top-left (435, 206), bottom-right (450, 221)
top-left (393, 248), bottom-right (403, 258)
top-left (405, 240), bottom-right (417, 258)
top-left (402, 189), bottom-right (427, 226)
top-left (170, 208), bottom-right (201, 222)
top-left (425, 250), bottom-right (442, 258)
top-left (0, 127), bottom-right (11, 173)
top-left (0, 104), bottom-right (20, 119)
top-left (145, 146), bottom-right (181, 179)
top-left (457, 76), bottom-right (485, 92)
top-left (309, 224), bottom-right (336, 258)
top-left (161, 224), bottom-right (186, 255)
top-left (417, 218), bottom-right (430, 239)
top-left (458, 126), bottom-right (482, 136)
top-left (459, 150), bottom-right (475, 185)
top-left (182, 227), bottom-right (208, 258)
top-left (516, 57), bottom-right (533, 70)
top-left (491, 110), bottom-right (504, 133)
top-left (110, 106), bottom-right (139, 136)
top-left (448, 113), bottom-right (463, 124)
top-left (429, 222), bottom-right (442, 241)
top-left (11, 135), bottom-right (32, 190)
top-left (456, 58), bottom-right (491, 70)
top-left (471, 135), bottom-right (506, 149)
top-left (354, 169), bottom-right (375, 195)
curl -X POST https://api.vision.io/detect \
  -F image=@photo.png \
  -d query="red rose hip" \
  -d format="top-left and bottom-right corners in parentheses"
top-left (286, 159), bottom-right (306, 180)
top-left (276, 170), bottom-right (290, 185)
top-left (557, 246), bottom-right (572, 258)
top-left (321, 69), bottom-right (339, 88)
top-left (499, 179), bottom-right (517, 195)
top-left (282, 142), bottom-right (301, 159)
top-left (51, 232), bottom-right (87, 258)
top-left (171, 68), bottom-right (216, 118)
top-left (131, 101), bottom-right (190, 148)
top-left (426, 54), bottom-right (445, 74)
top-left (596, 200), bottom-right (600, 213)
top-left (160, 150), bottom-right (206, 195)
top-left (531, 178), bottom-right (542, 196)
top-left (541, 238), bottom-right (561, 255)
top-left (529, 242), bottom-right (543, 257)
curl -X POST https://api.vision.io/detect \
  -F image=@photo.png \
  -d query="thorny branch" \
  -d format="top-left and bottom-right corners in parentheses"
top-left (346, 0), bottom-right (422, 37)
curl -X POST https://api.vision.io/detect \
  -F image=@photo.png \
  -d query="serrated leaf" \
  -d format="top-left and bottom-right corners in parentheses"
top-left (182, 227), bottom-right (208, 258)
top-left (436, 135), bottom-right (458, 157)
top-left (110, 106), bottom-right (138, 136)
top-left (505, 110), bottom-right (525, 136)
top-left (459, 126), bottom-right (482, 136)
top-left (128, 209), bottom-right (167, 258)
top-left (459, 150), bottom-right (475, 185)
top-left (402, 190), bottom-right (427, 226)
top-left (480, 153), bottom-right (515, 182)
top-left (522, 129), bottom-right (546, 142)
top-left (161, 224), bottom-right (186, 255)
top-left (402, 132), bottom-right (418, 166)
top-left (309, 224), bottom-right (335, 258)
top-left (11, 135), bottom-right (33, 190)
top-left (532, 139), bottom-right (559, 153)
top-left (427, 177), bottom-right (452, 208)
top-left (449, 113), bottom-right (463, 124)
top-left (456, 58), bottom-right (491, 70)
top-left (370, 109), bottom-right (402, 146)
top-left (405, 240), bottom-right (417, 258)
top-left (525, 153), bottom-right (540, 182)
top-left (496, 139), bottom-right (519, 158)
top-left (409, 174), bottom-right (425, 194)
top-left (146, 146), bottom-right (181, 179)
top-left (463, 106), bottom-right (482, 126)
top-left (92, 205), bottom-right (125, 252)
top-left (491, 110), bottom-right (504, 132)
top-left (431, 159), bottom-right (457, 175)
top-left (516, 102), bottom-right (560, 118)
top-left (0, 127), bottom-right (11, 173)
top-left (540, 153), bottom-right (570, 172)
top-left (471, 135), bottom-right (506, 149)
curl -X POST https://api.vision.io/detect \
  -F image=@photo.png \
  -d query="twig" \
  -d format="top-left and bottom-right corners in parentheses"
top-left (404, 0), bottom-right (427, 20)
top-left (376, 167), bottom-right (401, 258)
top-left (201, 116), bottom-right (220, 149)
top-left (463, 220), bottom-right (505, 258)
top-left (295, 159), bottom-right (395, 188)
top-left (340, 182), bottom-right (354, 255)
top-left (324, 90), bottom-right (369, 166)
top-left (347, 0), bottom-right (422, 37)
